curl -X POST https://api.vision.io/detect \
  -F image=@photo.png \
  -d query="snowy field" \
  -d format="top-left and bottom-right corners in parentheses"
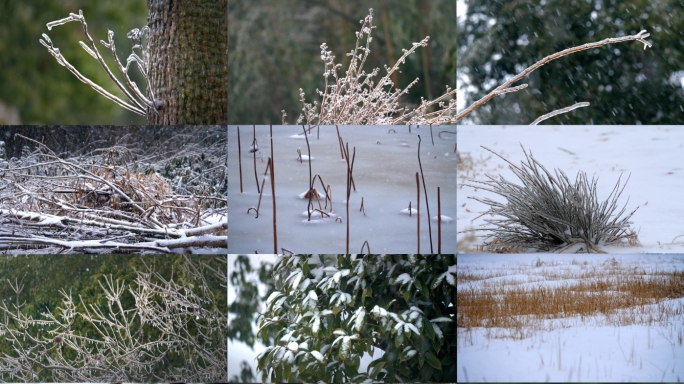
top-left (457, 254), bottom-right (684, 382)
top-left (457, 125), bottom-right (684, 253)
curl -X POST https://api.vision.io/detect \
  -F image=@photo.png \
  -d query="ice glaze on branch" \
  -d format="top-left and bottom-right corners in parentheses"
top-left (456, 30), bottom-right (652, 124)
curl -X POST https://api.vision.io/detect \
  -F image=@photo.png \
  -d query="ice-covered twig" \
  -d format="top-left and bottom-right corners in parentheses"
top-left (39, 10), bottom-right (159, 116)
top-left (530, 102), bottom-right (590, 125)
top-left (456, 30), bottom-right (652, 123)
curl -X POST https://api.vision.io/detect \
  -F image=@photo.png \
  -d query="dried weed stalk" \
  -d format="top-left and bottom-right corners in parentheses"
top-left (462, 145), bottom-right (639, 253)
top-left (297, 9), bottom-right (456, 125)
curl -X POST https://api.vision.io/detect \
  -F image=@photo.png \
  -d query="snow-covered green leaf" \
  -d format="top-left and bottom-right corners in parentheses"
top-left (432, 322), bottom-right (443, 339)
top-left (292, 270), bottom-right (303, 291)
top-left (312, 315), bottom-right (320, 336)
top-left (340, 336), bottom-right (351, 359)
top-left (388, 312), bottom-right (402, 323)
top-left (404, 322), bottom-right (419, 335)
top-left (310, 350), bottom-right (324, 363)
top-left (280, 330), bottom-right (295, 343)
top-left (430, 317), bottom-right (453, 323)
top-left (351, 307), bottom-right (365, 332)
top-left (265, 291), bottom-right (284, 306)
top-left (431, 272), bottom-right (446, 289)
top-left (332, 335), bottom-right (345, 347)
top-left (394, 273), bottom-right (412, 285)
top-left (287, 341), bottom-right (299, 352)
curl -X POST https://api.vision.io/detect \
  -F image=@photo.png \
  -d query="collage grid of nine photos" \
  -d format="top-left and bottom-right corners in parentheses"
top-left (1, 0), bottom-right (227, 381)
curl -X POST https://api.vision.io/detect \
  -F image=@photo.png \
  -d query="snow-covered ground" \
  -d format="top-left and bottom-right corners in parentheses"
top-left (457, 254), bottom-right (684, 382)
top-left (457, 125), bottom-right (684, 253)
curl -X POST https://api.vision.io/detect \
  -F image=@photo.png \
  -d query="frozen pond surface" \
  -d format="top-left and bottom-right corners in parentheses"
top-left (229, 125), bottom-right (456, 253)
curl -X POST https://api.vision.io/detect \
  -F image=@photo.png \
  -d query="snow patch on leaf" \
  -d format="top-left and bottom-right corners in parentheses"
top-left (310, 350), bottom-right (324, 363)
top-left (394, 273), bottom-right (412, 285)
top-left (432, 323), bottom-right (444, 339)
top-left (430, 317), bottom-right (453, 323)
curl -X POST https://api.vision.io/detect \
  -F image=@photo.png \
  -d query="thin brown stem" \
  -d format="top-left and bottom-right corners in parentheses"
top-left (438, 186), bottom-right (441, 254)
top-left (237, 127), bottom-right (243, 193)
top-left (252, 125), bottom-right (260, 194)
top-left (416, 172), bottom-right (420, 253)
top-left (360, 240), bottom-right (370, 255)
top-left (270, 125), bottom-right (277, 254)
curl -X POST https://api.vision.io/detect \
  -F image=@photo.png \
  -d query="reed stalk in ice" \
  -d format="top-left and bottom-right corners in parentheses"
top-left (438, 186), bottom-right (441, 254)
top-left (345, 142), bottom-right (356, 254)
top-left (252, 125), bottom-right (260, 194)
top-left (417, 135), bottom-right (433, 253)
top-left (237, 126), bottom-right (243, 193)
top-left (270, 125), bottom-right (277, 253)
top-left (360, 240), bottom-right (370, 255)
top-left (416, 172), bottom-right (420, 253)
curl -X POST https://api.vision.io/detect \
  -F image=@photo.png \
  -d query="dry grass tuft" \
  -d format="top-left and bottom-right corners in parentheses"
top-left (461, 145), bottom-right (639, 253)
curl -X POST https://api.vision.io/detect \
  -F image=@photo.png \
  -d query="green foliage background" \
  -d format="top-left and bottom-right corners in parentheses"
top-left (228, 0), bottom-right (456, 124)
top-left (458, 0), bottom-right (684, 124)
top-left (0, 255), bottom-right (227, 380)
top-left (0, 0), bottom-right (148, 124)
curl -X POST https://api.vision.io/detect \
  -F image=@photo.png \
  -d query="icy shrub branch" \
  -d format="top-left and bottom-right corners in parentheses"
top-left (297, 8), bottom-right (457, 125)
top-left (456, 30), bottom-right (652, 124)
top-left (39, 10), bottom-right (160, 116)
top-left (0, 256), bottom-right (227, 381)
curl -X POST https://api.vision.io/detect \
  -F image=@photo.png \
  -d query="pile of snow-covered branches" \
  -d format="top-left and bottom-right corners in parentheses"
top-left (0, 132), bottom-right (226, 253)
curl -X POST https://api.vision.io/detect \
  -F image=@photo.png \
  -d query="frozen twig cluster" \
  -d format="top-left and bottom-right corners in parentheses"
top-left (461, 145), bottom-right (639, 253)
top-left (0, 256), bottom-right (227, 381)
top-left (297, 9), bottom-right (456, 125)
top-left (456, 30), bottom-right (652, 124)
top-left (39, 10), bottom-right (160, 116)
top-left (0, 134), bottom-right (226, 253)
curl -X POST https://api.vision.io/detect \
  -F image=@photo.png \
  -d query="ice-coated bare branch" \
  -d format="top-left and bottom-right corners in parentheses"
top-left (40, 9), bottom-right (159, 116)
top-left (530, 102), bottom-right (591, 125)
top-left (456, 30), bottom-right (653, 123)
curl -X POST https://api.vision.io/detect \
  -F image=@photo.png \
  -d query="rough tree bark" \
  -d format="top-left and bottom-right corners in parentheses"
top-left (146, 0), bottom-right (227, 124)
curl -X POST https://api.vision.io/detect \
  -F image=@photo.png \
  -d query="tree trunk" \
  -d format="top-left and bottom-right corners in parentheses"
top-left (146, 0), bottom-right (227, 124)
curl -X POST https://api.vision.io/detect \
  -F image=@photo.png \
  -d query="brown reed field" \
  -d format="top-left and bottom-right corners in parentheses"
top-left (457, 257), bottom-right (684, 342)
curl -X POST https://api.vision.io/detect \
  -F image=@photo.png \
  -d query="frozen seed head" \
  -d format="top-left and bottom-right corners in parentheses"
top-left (464, 144), bottom-right (639, 253)
top-left (54, 336), bottom-right (63, 344)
